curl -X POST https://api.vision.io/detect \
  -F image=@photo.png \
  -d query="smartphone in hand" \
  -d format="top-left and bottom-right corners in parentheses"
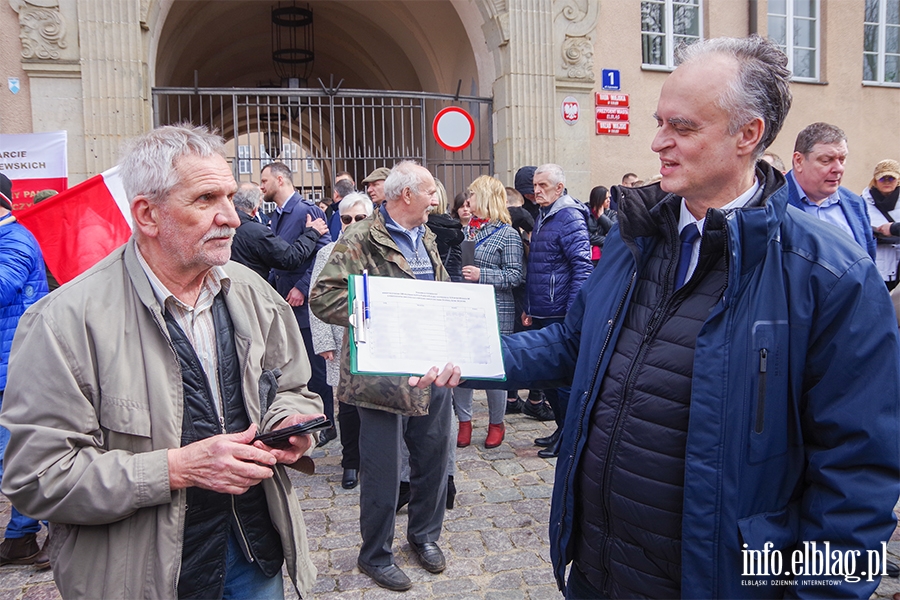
top-left (252, 416), bottom-right (332, 449)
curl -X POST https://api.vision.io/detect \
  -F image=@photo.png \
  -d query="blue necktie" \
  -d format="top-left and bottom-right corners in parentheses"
top-left (675, 225), bottom-right (700, 288)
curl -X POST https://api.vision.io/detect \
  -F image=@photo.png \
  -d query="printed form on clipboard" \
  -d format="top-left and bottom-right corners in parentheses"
top-left (348, 273), bottom-right (506, 381)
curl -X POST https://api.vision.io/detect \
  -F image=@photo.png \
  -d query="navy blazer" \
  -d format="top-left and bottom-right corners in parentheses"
top-left (268, 192), bottom-right (332, 327)
top-left (785, 171), bottom-right (877, 261)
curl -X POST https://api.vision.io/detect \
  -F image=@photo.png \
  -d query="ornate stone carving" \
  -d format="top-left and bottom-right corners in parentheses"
top-left (557, 0), bottom-right (598, 37)
top-left (9, 0), bottom-right (68, 60)
top-left (554, 0), bottom-right (599, 82)
top-left (562, 36), bottom-right (593, 80)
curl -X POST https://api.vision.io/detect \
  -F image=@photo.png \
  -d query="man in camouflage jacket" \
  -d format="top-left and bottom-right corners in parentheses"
top-left (310, 161), bottom-right (452, 592)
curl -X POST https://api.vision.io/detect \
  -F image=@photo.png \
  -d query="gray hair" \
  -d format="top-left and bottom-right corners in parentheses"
top-left (334, 178), bottom-right (355, 199)
top-left (793, 122), bottom-right (847, 155)
top-left (384, 160), bottom-right (430, 201)
top-left (535, 163), bottom-right (566, 187)
top-left (119, 123), bottom-right (226, 204)
top-left (233, 182), bottom-right (262, 214)
top-left (675, 35), bottom-right (792, 160)
top-left (339, 191), bottom-right (374, 217)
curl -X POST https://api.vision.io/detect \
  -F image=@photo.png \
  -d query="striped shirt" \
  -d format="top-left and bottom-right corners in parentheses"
top-left (135, 244), bottom-right (232, 421)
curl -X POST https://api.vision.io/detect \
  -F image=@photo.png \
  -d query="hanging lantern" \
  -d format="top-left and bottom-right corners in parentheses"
top-left (271, 1), bottom-right (314, 86)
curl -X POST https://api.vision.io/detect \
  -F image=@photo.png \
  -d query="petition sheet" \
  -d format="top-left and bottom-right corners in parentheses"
top-left (352, 275), bottom-right (505, 379)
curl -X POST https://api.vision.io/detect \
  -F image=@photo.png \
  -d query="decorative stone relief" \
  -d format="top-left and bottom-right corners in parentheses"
top-left (476, 0), bottom-right (510, 46)
top-left (9, 0), bottom-right (68, 60)
top-left (554, 0), bottom-right (599, 82)
top-left (562, 36), bottom-right (593, 80)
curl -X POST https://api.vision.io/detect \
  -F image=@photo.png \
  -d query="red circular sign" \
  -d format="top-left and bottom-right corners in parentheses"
top-left (432, 107), bottom-right (476, 152)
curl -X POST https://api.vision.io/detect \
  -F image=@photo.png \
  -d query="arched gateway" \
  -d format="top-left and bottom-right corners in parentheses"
top-left (150, 0), bottom-right (497, 200)
top-left (4, 0), bottom-right (599, 198)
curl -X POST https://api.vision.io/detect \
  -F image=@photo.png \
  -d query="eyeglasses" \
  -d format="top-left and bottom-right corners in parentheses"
top-left (341, 214), bottom-right (367, 224)
top-left (878, 176), bottom-right (897, 183)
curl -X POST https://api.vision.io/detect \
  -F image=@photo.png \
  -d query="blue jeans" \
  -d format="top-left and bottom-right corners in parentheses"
top-left (222, 529), bottom-right (284, 600)
top-left (0, 392), bottom-right (42, 539)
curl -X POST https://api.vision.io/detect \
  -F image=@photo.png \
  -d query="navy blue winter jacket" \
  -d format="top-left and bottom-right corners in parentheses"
top-left (501, 163), bottom-right (900, 598)
top-left (0, 221), bottom-right (48, 390)
top-left (268, 193), bottom-right (332, 328)
top-left (524, 195), bottom-right (592, 318)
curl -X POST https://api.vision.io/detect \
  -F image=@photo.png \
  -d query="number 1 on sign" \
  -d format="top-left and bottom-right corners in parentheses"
top-left (601, 69), bottom-right (621, 91)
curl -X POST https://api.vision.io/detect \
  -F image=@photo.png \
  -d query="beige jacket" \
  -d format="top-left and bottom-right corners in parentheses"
top-left (0, 239), bottom-right (321, 599)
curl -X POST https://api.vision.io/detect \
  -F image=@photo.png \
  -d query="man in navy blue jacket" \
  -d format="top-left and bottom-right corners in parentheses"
top-left (520, 163), bottom-right (591, 455)
top-left (415, 36), bottom-right (900, 599)
top-left (231, 182), bottom-right (328, 280)
top-left (261, 162), bottom-right (336, 442)
top-left (785, 122), bottom-right (876, 261)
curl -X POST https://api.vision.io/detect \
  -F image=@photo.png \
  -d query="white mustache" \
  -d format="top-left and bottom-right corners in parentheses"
top-left (202, 227), bottom-right (235, 242)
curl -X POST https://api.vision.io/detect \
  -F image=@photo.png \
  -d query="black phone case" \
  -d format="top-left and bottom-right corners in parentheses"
top-left (461, 239), bottom-right (476, 267)
top-left (252, 417), bottom-right (332, 448)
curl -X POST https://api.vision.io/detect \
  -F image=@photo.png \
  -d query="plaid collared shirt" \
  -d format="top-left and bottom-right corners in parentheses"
top-left (135, 244), bottom-right (232, 421)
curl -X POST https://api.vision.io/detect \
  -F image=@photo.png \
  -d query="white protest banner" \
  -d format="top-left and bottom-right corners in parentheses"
top-left (0, 131), bottom-right (68, 209)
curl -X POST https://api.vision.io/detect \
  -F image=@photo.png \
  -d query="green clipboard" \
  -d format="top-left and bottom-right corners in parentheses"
top-left (346, 273), bottom-right (506, 381)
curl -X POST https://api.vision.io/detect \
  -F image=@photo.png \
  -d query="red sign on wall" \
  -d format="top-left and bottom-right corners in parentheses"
top-left (596, 121), bottom-right (630, 136)
top-left (596, 107), bottom-right (629, 121)
top-left (595, 93), bottom-right (629, 107)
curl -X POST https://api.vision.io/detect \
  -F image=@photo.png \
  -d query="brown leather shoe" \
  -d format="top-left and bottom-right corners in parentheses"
top-left (33, 535), bottom-right (50, 571)
top-left (0, 533), bottom-right (49, 569)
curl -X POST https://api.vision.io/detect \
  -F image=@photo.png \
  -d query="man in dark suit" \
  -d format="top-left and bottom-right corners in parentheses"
top-left (260, 162), bottom-right (336, 444)
top-left (231, 181), bottom-right (328, 280)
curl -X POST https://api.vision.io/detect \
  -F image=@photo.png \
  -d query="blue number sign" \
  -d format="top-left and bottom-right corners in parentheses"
top-left (602, 69), bottom-right (620, 91)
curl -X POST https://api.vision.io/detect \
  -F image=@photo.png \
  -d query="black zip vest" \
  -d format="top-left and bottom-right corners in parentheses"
top-left (164, 293), bottom-right (284, 599)
top-left (575, 201), bottom-right (729, 599)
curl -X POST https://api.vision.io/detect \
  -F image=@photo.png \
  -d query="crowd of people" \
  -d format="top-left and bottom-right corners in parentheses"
top-left (1, 33), bottom-right (900, 600)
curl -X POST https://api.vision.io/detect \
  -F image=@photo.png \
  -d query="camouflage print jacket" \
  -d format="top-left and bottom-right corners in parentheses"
top-left (309, 207), bottom-right (449, 416)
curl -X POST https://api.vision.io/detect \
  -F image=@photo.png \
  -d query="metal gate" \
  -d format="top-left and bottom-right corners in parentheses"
top-left (151, 86), bottom-right (493, 207)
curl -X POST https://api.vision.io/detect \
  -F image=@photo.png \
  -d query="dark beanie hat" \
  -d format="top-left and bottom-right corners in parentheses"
top-left (514, 166), bottom-right (536, 197)
top-left (0, 174), bottom-right (12, 211)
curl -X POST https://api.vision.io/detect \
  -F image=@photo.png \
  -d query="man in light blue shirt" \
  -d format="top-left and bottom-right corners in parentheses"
top-left (785, 122), bottom-right (876, 260)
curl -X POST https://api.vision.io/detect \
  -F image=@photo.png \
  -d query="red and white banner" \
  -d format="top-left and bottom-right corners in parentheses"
top-left (0, 131), bottom-right (68, 210)
top-left (14, 166), bottom-right (132, 284)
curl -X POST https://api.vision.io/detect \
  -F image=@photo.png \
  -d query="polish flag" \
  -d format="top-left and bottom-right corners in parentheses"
top-left (13, 166), bottom-right (132, 284)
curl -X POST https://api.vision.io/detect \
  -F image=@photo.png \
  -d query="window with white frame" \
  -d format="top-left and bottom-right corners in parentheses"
top-left (237, 145), bottom-right (251, 175)
top-left (864, 0), bottom-right (900, 84)
top-left (767, 0), bottom-right (820, 81)
top-left (641, 0), bottom-right (702, 69)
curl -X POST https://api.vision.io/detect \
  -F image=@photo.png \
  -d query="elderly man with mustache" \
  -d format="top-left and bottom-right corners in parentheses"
top-left (0, 124), bottom-right (324, 600)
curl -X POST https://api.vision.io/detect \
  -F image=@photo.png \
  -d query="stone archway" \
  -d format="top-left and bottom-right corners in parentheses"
top-left (149, 0), bottom-right (498, 198)
top-left (7, 0), bottom-right (596, 195)
top-left (150, 0), bottom-right (486, 96)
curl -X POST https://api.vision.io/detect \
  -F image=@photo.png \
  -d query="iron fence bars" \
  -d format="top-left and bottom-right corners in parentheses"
top-left (151, 87), bottom-right (493, 205)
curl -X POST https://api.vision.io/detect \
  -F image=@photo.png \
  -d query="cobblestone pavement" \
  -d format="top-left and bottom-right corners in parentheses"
top-left (0, 393), bottom-right (563, 599)
top-left (1, 393), bottom-right (900, 599)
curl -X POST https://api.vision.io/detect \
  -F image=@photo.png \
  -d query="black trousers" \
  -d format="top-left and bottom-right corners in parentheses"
top-left (338, 401), bottom-right (360, 469)
top-left (530, 316), bottom-right (570, 427)
top-left (299, 326), bottom-right (334, 423)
